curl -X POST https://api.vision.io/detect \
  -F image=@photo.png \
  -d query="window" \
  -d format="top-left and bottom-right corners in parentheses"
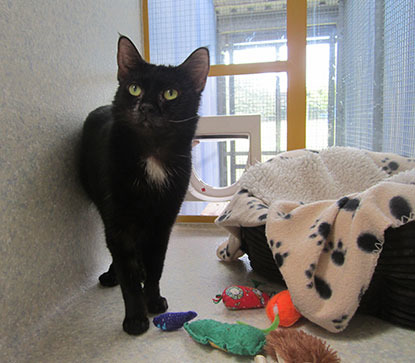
top-left (336, 0), bottom-right (415, 156)
top-left (143, 0), bottom-right (415, 218)
top-left (145, 0), bottom-right (305, 217)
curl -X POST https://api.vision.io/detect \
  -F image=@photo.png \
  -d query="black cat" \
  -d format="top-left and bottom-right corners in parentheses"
top-left (79, 36), bottom-right (209, 335)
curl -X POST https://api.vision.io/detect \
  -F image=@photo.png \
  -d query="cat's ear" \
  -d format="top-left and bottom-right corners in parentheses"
top-left (117, 36), bottom-right (146, 81)
top-left (179, 47), bottom-right (210, 93)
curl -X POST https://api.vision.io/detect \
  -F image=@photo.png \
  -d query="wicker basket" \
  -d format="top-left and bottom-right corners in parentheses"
top-left (240, 221), bottom-right (415, 329)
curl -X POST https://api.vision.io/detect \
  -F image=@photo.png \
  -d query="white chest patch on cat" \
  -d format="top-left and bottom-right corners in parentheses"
top-left (145, 156), bottom-right (168, 187)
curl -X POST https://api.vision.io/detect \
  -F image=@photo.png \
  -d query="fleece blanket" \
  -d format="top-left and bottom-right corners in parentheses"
top-left (215, 147), bottom-right (415, 333)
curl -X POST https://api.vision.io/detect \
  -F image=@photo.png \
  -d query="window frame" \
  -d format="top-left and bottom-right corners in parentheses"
top-left (141, 0), bottom-right (307, 222)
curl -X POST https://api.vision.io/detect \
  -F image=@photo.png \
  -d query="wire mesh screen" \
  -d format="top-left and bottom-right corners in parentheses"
top-left (148, 0), bottom-right (287, 66)
top-left (148, 0), bottom-right (289, 163)
top-left (382, 0), bottom-right (415, 156)
top-left (148, 1), bottom-right (289, 214)
top-left (215, 0), bottom-right (287, 64)
top-left (306, 1), bottom-right (339, 150)
top-left (148, 1), bottom-right (216, 66)
top-left (147, 0), bottom-right (415, 215)
top-left (336, 0), bottom-right (377, 150)
top-left (337, 0), bottom-right (415, 157)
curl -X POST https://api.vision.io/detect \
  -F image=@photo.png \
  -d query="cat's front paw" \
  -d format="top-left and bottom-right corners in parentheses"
top-left (122, 316), bottom-right (150, 335)
top-left (99, 270), bottom-right (119, 287)
top-left (147, 296), bottom-right (168, 314)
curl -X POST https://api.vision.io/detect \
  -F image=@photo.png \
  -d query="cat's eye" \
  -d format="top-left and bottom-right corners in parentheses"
top-left (128, 84), bottom-right (142, 97)
top-left (163, 89), bottom-right (179, 101)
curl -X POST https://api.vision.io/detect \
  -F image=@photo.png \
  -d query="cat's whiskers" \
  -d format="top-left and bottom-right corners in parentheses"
top-left (103, 193), bottom-right (112, 201)
top-left (175, 154), bottom-right (191, 159)
top-left (167, 116), bottom-right (199, 123)
top-left (133, 177), bottom-right (140, 188)
top-left (171, 165), bottom-right (189, 177)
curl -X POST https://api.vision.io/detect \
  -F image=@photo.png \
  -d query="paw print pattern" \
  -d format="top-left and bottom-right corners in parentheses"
top-left (245, 199), bottom-right (269, 222)
top-left (305, 263), bottom-right (316, 288)
top-left (318, 222), bottom-right (331, 239)
top-left (309, 219), bottom-right (320, 229)
top-left (258, 213), bottom-right (268, 221)
top-left (309, 220), bottom-right (331, 246)
top-left (247, 200), bottom-right (269, 211)
top-left (389, 195), bottom-right (412, 222)
top-left (381, 157), bottom-right (400, 175)
top-left (324, 240), bottom-right (347, 266)
top-left (337, 196), bottom-right (360, 218)
top-left (217, 209), bottom-right (232, 222)
top-left (305, 271), bottom-right (333, 300)
top-left (238, 188), bottom-right (254, 197)
top-left (218, 245), bottom-right (231, 259)
top-left (332, 314), bottom-right (349, 330)
top-left (314, 275), bottom-right (332, 300)
top-left (276, 211), bottom-right (292, 219)
top-left (270, 240), bottom-right (289, 268)
top-left (356, 232), bottom-right (381, 253)
top-left (337, 196), bottom-right (360, 212)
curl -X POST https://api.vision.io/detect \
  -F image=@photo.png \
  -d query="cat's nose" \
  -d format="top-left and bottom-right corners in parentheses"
top-left (139, 103), bottom-right (154, 113)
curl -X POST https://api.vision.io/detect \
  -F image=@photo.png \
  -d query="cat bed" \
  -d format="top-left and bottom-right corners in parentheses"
top-left (216, 147), bottom-right (415, 332)
top-left (240, 223), bottom-right (415, 330)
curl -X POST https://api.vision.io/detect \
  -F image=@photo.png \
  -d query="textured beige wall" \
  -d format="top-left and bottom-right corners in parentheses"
top-left (0, 0), bottom-right (142, 356)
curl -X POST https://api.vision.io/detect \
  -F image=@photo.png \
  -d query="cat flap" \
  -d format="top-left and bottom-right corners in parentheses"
top-left (178, 47), bottom-right (210, 93)
top-left (117, 36), bottom-right (146, 81)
